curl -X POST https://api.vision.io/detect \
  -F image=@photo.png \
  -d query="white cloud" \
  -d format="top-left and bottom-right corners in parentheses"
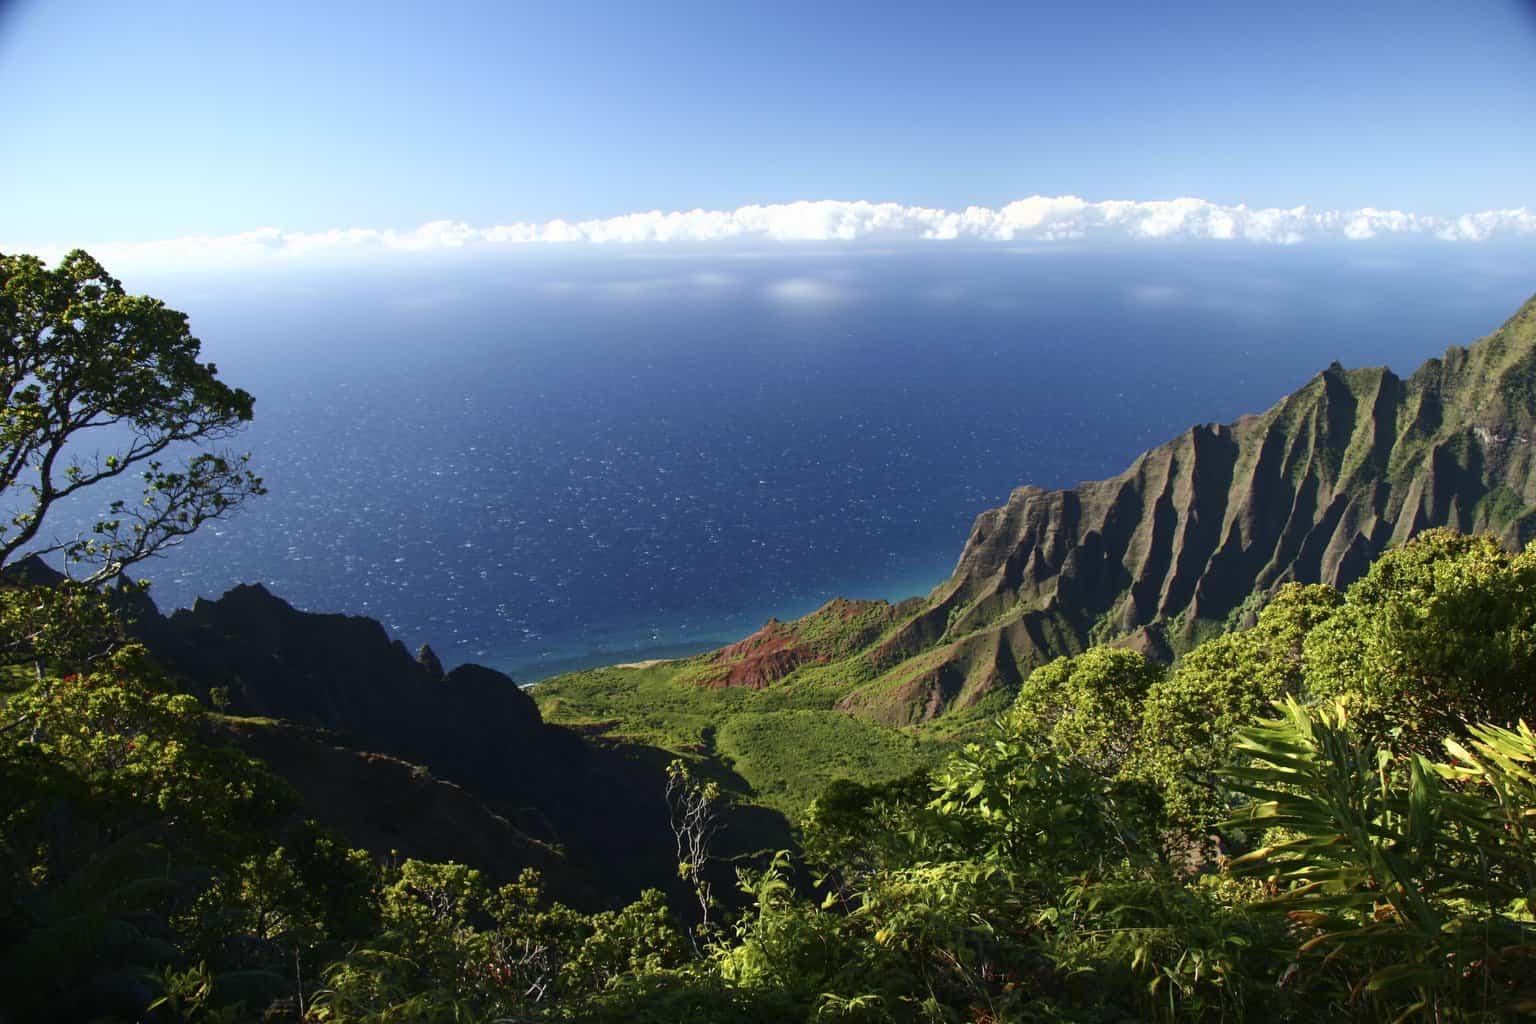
top-left (12, 197), bottom-right (1536, 270)
top-left (1438, 208), bottom-right (1536, 241)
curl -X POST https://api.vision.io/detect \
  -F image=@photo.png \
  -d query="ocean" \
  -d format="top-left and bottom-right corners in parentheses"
top-left (93, 242), bottom-right (1536, 679)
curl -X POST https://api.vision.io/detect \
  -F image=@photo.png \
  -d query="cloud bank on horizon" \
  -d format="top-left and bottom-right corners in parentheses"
top-left (17, 196), bottom-right (1536, 269)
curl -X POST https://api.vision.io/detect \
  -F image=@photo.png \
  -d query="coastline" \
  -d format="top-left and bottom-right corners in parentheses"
top-left (512, 639), bottom-right (719, 683)
top-left (501, 567), bottom-right (947, 684)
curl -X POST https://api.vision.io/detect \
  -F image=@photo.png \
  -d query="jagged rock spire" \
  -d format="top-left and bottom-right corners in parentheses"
top-left (417, 643), bottom-right (445, 681)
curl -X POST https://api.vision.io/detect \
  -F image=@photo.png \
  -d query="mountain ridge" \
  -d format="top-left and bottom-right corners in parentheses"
top-left (734, 294), bottom-right (1536, 725)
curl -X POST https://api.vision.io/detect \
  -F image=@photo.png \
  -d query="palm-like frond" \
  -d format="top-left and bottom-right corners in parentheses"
top-left (1222, 698), bottom-right (1536, 1017)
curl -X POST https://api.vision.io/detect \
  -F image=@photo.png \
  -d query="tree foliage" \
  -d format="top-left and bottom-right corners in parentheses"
top-left (0, 641), bottom-right (376, 1023)
top-left (0, 249), bottom-right (263, 584)
top-left (1302, 528), bottom-right (1536, 750)
top-left (1136, 583), bottom-right (1342, 825)
top-left (1010, 646), bottom-right (1163, 777)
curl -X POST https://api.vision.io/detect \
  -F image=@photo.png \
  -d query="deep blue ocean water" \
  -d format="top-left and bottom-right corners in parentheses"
top-left (81, 243), bottom-right (1536, 679)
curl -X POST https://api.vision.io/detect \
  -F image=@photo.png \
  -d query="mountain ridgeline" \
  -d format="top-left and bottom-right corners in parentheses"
top-left (770, 295), bottom-right (1536, 725)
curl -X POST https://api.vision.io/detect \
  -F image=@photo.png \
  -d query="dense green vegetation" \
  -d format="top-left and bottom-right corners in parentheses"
top-left (536, 658), bottom-right (953, 818)
top-left (12, 528), bottom-right (1536, 1021)
top-left (715, 710), bottom-right (929, 816)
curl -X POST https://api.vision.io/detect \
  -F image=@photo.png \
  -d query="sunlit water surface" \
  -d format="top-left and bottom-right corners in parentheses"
top-left (72, 243), bottom-right (1536, 678)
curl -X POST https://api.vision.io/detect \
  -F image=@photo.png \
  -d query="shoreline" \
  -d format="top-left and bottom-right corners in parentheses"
top-left (511, 639), bottom-right (721, 684)
top-left (503, 570), bottom-right (944, 684)
top-left (506, 578), bottom-right (944, 683)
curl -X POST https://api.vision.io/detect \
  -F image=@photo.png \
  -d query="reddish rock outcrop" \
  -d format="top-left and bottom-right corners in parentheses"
top-left (699, 620), bottom-right (817, 689)
top-left (694, 598), bottom-right (905, 690)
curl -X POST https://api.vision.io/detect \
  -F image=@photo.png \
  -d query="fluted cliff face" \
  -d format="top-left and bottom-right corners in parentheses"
top-left (833, 295), bottom-right (1536, 724)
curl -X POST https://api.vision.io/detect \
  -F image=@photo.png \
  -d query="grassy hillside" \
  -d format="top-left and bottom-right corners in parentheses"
top-left (536, 596), bottom-right (974, 819)
top-left (535, 656), bottom-right (952, 818)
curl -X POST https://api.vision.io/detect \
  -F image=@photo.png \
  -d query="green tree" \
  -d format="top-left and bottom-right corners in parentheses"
top-left (316, 861), bottom-right (687, 1023)
top-left (0, 570), bottom-right (128, 681)
top-left (1136, 583), bottom-right (1342, 825)
top-left (1302, 528), bottom-right (1536, 750)
top-left (1011, 646), bottom-right (1165, 777)
top-left (0, 251), bottom-right (349, 1024)
top-left (930, 723), bottom-right (1140, 874)
top-left (0, 249), bottom-right (263, 584)
top-left (0, 649), bottom-right (348, 1022)
top-left (801, 771), bottom-right (934, 897)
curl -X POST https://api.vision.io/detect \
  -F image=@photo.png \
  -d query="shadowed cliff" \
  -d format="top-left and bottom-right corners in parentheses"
top-left (125, 585), bottom-right (792, 910)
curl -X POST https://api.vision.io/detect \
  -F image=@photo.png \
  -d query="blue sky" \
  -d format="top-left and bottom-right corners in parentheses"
top-left (2, 0), bottom-right (1535, 250)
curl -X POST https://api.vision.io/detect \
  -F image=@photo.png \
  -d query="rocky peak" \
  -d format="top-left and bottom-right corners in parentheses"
top-left (832, 292), bottom-right (1536, 724)
top-left (417, 642), bottom-right (446, 681)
